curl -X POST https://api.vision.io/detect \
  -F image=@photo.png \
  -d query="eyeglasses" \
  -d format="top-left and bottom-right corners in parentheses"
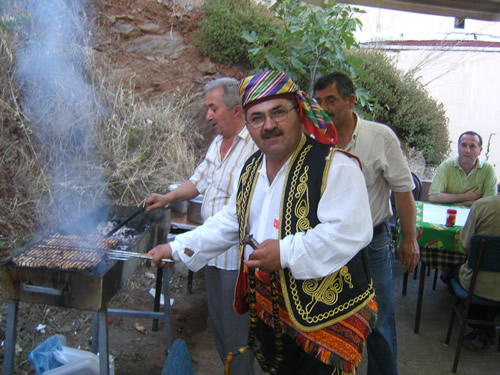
top-left (246, 107), bottom-right (298, 129)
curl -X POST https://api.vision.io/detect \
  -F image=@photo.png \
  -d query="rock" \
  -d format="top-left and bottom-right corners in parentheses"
top-left (112, 22), bottom-right (141, 38)
top-left (126, 32), bottom-right (187, 59)
top-left (116, 14), bottom-right (135, 21)
top-left (106, 15), bottom-right (116, 24)
top-left (197, 62), bottom-right (217, 75)
top-left (140, 23), bottom-right (162, 33)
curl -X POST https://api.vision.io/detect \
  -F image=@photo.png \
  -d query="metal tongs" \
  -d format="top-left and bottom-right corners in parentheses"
top-left (106, 249), bottom-right (174, 263)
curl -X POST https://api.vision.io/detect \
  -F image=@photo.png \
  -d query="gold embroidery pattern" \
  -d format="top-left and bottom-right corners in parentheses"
top-left (284, 144), bottom-right (312, 235)
top-left (302, 267), bottom-right (353, 314)
top-left (281, 143), bottom-right (372, 327)
top-left (237, 155), bottom-right (262, 254)
top-left (295, 166), bottom-right (311, 232)
top-left (288, 267), bottom-right (373, 324)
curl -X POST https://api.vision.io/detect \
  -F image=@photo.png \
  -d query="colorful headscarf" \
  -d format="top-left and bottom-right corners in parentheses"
top-left (239, 71), bottom-right (338, 145)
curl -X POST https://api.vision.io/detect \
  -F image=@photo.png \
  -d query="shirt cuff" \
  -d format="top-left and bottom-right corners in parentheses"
top-left (279, 236), bottom-right (294, 270)
top-left (170, 239), bottom-right (202, 272)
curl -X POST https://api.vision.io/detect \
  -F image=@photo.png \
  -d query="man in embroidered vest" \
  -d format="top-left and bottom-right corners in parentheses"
top-left (145, 78), bottom-right (257, 374)
top-left (314, 72), bottom-right (419, 375)
top-left (149, 71), bottom-right (377, 375)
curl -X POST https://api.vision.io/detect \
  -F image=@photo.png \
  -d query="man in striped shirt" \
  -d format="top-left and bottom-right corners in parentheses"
top-left (146, 77), bottom-right (257, 374)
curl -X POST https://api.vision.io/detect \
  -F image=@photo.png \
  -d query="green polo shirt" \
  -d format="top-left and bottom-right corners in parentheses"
top-left (428, 158), bottom-right (497, 197)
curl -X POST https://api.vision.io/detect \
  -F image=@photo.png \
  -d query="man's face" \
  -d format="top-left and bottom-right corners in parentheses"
top-left (245, 98), bottom-right (302, 163)
top-left (314, 83), bottom-right (354, 128)
top-left (458, 134), bottom-right (482, 167)
top-left (204, 86), bottom-right (235, 138)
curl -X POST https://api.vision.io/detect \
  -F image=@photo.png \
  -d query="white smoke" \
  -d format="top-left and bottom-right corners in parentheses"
top-left (14, 0), bottom-right (109, 230)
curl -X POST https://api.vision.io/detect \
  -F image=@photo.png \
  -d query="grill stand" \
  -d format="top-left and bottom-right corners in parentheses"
top-left (3, 300), bottom-right (18, 374)
top-left (2, 208), bottom-right (173, 375)
top-left (2, 271), bottom-right (172, 375)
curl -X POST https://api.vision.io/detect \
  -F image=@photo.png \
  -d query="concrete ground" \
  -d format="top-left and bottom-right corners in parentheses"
top-left (355, 261), bottom-right (500, 375)
top-left (188, 261), bottom-right (499, 375)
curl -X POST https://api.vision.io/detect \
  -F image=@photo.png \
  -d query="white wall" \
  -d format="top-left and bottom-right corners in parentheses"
top-left (354, 6), bottom-right (500, 179)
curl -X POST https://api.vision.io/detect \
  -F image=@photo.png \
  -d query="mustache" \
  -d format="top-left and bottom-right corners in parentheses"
top-left (262, 128), bottom-right (283, 139)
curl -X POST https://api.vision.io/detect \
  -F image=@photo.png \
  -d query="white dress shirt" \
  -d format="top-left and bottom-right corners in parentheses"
top-left (172, 146), bottom-right (373, 280)
top-left (189, 126), bottom-right (257, 270)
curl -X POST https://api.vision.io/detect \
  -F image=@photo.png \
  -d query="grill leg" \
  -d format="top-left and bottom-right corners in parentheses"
top-left (97, 309), bottom-right (110, 375)
top-left (3, 299), bottom-right (19, 375)
top-left (414, 262), bottom-right (427, 333)
top-left (187, 270), bottom-right (194, 293)
top-left (152, 267), bottom-right (163, 331)
top-left (91, 312), bottom-right (99, 354)
top-left (162, 267), bottom-right (173, 350)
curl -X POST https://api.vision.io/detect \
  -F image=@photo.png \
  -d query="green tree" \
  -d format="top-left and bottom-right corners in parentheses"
top-left (243, 0), bottom-right (365, 94)
top-left (194, 0), bottom-right (275, 66)
top-left (347, 48), bottom-right (450, 166)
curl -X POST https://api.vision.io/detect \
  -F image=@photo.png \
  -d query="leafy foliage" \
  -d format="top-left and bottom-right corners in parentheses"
top-left (194, 0), bottom-right (275, 66)
top-left (347, 48), bottom-right (450, 166)
top-left (243, 0), bottom-right (365, 93)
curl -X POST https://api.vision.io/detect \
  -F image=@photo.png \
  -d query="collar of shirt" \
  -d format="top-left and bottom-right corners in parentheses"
top-left (248, 154), bottom-right (294, 245)
top-left (344, 112), bottom-right (360, 151)
top-left (453, 156), bottom-right (484, 173)
top-left (213, 125), bottom-right (249, 158)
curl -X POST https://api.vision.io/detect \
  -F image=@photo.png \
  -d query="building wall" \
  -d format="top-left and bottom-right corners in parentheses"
top-left (355, 6), bottom-right (500, 180)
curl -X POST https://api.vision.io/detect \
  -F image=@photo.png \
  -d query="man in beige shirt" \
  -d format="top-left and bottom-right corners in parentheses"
top-left (314, 72), bottom-right (419, 375)
top-left (457, 195), bottom-right (500, 350)
top-left (146, 77), bottom-right (257, 374)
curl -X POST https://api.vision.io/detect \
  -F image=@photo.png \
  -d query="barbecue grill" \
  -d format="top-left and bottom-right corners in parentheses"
top-left (1, 205), bottom-right (171, 375)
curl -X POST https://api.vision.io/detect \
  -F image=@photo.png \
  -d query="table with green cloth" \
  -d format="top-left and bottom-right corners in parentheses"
top-left (415, 201), bottom-right (468, 268)
top-left (398, 201), bottom-right (470, 333)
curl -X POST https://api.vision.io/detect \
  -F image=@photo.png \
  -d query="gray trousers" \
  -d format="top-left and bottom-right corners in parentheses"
top-left (205, 266), bottom-right (254, 375)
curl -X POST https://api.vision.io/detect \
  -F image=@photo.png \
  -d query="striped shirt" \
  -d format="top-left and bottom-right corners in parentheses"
top-left (190, 126), bottom-right (257, 270)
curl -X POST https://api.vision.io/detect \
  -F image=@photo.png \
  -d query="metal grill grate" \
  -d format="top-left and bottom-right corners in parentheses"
top-left (11, 234), bottom-right (115, 270)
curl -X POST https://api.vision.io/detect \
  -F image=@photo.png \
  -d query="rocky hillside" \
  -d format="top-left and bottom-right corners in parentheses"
top-left (93, 0), bottom-right (246, 101)
top-left (0, 0), bottom-right (247, 256)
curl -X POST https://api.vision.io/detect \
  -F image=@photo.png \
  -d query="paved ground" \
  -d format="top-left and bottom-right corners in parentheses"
top-left (185, 260), bottom-right (499, 375)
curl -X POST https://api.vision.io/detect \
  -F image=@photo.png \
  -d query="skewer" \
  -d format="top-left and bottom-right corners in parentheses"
top-left (106, 249), bottom-right (174, 263)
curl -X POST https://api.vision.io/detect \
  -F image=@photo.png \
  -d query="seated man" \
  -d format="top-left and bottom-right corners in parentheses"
top-left (428, 131), bottom-right (497, 206)
top-left (454, 195), bottom-right (500, 350)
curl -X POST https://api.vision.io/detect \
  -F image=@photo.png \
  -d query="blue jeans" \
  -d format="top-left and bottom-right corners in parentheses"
top-left (365, 226), bottom-right (398, 375)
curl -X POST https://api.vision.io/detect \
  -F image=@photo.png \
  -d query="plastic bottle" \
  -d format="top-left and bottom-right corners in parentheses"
top-left (446, 208), bottom-right (457, 227)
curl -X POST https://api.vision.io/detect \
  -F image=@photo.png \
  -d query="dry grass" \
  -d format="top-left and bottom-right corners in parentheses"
top-left (0, 5), bottom-right (204, 258)
top-left (93, 74), bottom-right (205, 207)
top-left (0, 28), bottom-right (42, 258)
top-left (0, 2), bottom-right (206, 373)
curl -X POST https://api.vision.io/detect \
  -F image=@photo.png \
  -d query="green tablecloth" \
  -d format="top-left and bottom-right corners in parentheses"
top-left (400, 201), bottom-right (468, 269)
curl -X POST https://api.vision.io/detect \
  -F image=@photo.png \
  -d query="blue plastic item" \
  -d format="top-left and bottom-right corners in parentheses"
top-left (161, 339), bottom-right (195, 375)
top-left (28, 334), bottom-right (67, 375)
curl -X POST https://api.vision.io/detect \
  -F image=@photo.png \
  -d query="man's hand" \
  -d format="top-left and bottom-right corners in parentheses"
top-left (145, 193), bottom-right (169, 212)
top-left (147, 244), bottom-right (174, 267)
top-left (397, 236), bottom-right (419, 274)
top-left (462, 186), bottom-right (482, 202)
top-left (244, 239), bottom-right (281, 273)
top-left (394, 191), bottom-right (419, 273)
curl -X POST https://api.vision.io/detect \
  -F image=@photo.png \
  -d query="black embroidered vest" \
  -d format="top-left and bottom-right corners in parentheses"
top-left (236, 135), bottom-right (374, 332)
